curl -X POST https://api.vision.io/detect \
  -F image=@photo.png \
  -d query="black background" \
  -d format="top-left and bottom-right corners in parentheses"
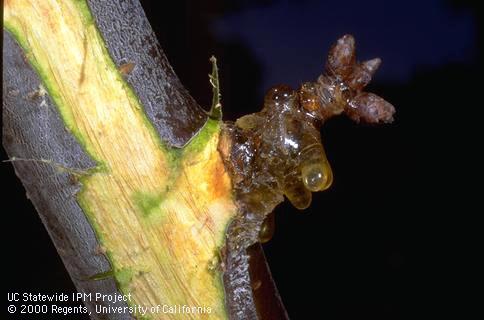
top-left (2, 0), bottom-right (481, 319)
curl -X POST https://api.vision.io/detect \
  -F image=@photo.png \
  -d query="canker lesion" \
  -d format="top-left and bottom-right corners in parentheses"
top-left (220, 34), bottom-right (395, 242)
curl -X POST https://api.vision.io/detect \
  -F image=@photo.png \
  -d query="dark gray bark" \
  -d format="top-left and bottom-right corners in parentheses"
top-left (3, 1), bottom-right (287, 319)
top-left (86, 0), bottom-right (206, 148)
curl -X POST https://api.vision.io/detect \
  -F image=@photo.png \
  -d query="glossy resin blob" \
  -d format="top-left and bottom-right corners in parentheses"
top-left (222, 34), bottom-right (395, 219)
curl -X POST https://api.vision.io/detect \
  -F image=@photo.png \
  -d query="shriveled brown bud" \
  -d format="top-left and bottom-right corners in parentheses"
top-left (347, 92), bottom-right (395, 123)
top-left (347, 58), bottom-right (382, 91)
top-left (326, 34), bottom-right (356, 78)
top-left (362, 58), bottom-right (381, 74)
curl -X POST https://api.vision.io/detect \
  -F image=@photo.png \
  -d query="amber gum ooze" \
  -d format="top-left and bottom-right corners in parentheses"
top-left (226, 34), bottom-right (395, 244)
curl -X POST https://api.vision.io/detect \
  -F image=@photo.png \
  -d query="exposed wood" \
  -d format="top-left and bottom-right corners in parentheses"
top-left (3, 1), bottom-right (287, 319)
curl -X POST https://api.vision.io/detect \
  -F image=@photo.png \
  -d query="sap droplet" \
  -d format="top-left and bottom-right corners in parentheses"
top-left (300, 145), bottom-right (333, 192)
top-left (283, 172), bottom-right (312, 210)
top-left (301, 163), bottom-right (330, 192)
top-left (258, 212), bottom-right (275, 243)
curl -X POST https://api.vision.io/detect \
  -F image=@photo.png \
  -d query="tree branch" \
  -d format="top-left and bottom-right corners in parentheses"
top-left (3, 0), bottom-right (286, 319)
